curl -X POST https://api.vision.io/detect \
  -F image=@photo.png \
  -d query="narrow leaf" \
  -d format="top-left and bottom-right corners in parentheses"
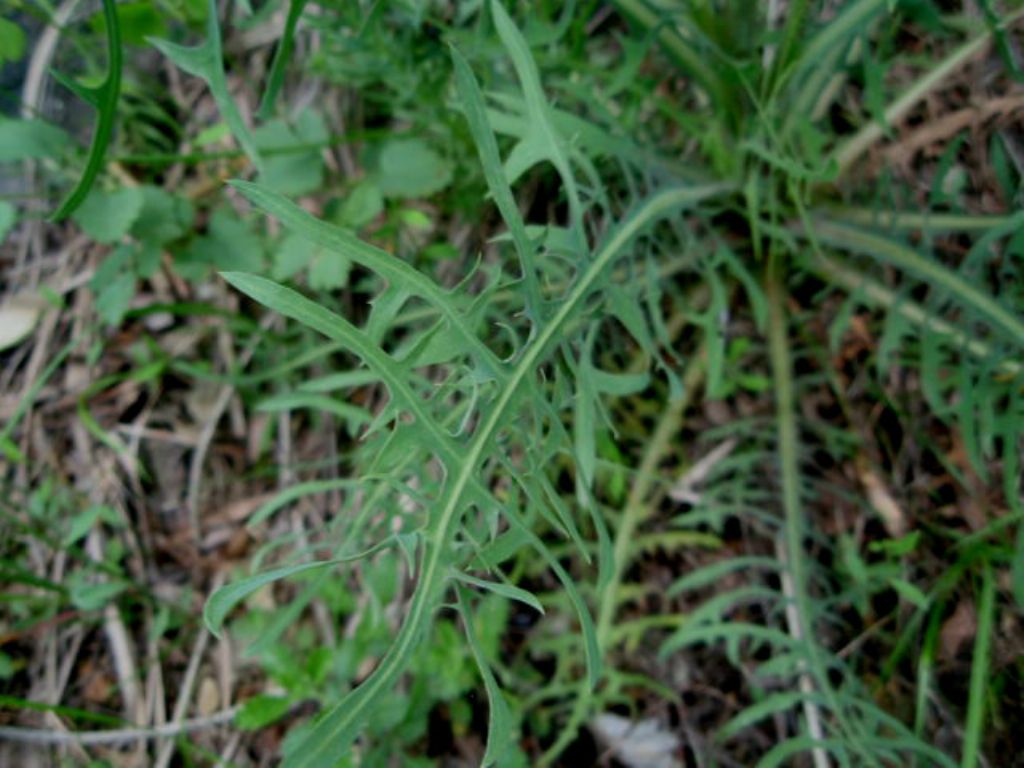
top-left (453, 571), bottom-right (544, 615)
top-left (490, 0), bottom-right (585, 246)
top-left (257, 0), bottom-right (308, 119)
top-left (811, 219), bottom-right (1024, 346)
top-left (228, 181), bottom-right (505, 380)
top-left (451, 44), bottom-right (543, 327)
top-left (204, 560), bottom-right (336, 637)
top-left (456, 586), bottom-right (514, 767)
top-left (204, 540), bottom-right (397, 637)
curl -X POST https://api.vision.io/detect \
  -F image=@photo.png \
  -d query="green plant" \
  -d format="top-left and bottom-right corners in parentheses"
top-left (182, 3), bottom-right (722, 764)
top-left (5, 0), bottom-right (1023, 765)
top-left (195, 1), bottom-right (1024, 764)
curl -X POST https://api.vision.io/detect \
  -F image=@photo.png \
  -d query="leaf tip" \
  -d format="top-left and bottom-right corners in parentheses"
top-left (202, 599), bottom-right (224, 639)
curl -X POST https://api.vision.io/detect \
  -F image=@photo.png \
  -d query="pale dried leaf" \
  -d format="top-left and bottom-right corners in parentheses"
top-left (0, 293), bottom-right (45, 351)
top-left (939, 600), bottom-right (977, 662)
top-left (856, 457), bottom-right (908, 537)
top-left (669, 439), bottom-right (737, 504)
top-left (591, 713), bottom-right (682, 768)
top-left (197, 676), bottom-right (220, 717)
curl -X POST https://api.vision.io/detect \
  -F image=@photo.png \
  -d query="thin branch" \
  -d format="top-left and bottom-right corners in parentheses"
top-left (154, 571), bottom-right (225, 768)
top-left (0, 707), bottom-right (239, 747)
top-left (775, 535), bottom-right (830, 768)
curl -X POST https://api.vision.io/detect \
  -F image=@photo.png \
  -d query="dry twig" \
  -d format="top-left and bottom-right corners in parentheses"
top-left (0, 707), bottom-right (240, 747)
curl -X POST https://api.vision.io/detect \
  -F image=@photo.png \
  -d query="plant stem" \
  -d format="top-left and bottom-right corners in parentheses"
top-left (961, 564), bottom-right (995, 768)
top-left (827, 209), bottom-right (1018, 232)
top-left (595, 353), bottom-right (706, 649)
top-left (538, 349), bottom-right (705, 766)
top-left (766, 259), bottom-right (831, 768)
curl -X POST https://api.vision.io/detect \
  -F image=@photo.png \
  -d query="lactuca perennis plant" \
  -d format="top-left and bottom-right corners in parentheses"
top-left (210, 3), bottom-right (727, 765)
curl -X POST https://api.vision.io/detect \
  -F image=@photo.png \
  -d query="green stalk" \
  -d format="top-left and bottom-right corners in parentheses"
top-left (767, 259), bottom-right (858, 765)
top-left (913, 603), bottom-right (944, 766)
top-left (766, 261), bottom-right (814, 720)
top-left (595, 354), bottom-right (705, 649)
top-left (827, 209), bottom-right (1018, 232)
top-left (539, 350), bottom-right (706, 766)
top-left (961, 564), bottom-right (996, 768)
top-left (51, 0), bottom-right (122, 220)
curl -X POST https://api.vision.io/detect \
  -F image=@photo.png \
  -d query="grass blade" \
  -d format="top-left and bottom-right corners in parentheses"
top-left (257, 0), bottom-right (309, 120)
top-left (51, 0), bottom-right (121, 221)
top-left (453, 571), bottom-right (544, 615)
top-left (204, 540), bottom-right (395, 638)
top-left (961, 565), bottom-right (995, 768)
